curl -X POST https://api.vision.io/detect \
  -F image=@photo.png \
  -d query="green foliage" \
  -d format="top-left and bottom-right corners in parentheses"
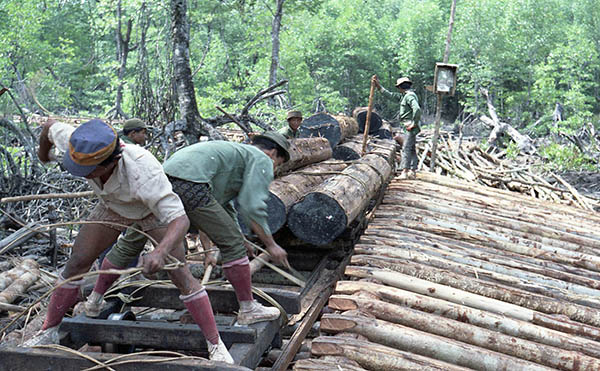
top-left (538, 143), bottom-right (596, 171)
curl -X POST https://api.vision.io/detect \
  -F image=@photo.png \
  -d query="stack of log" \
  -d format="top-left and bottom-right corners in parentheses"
top-left (296, 172), bottom-right (600, 370)
top-left (239, 113), bottom-right (397, 242)
top-left (0, 259), bottom-right (41, 313)
top-left (415, 132), bottom-right (600, 211)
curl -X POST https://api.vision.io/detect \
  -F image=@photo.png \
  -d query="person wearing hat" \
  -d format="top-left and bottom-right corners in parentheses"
top-left (29, 119), bottom-right (235, 363)
top-left (278, 110), bottom-right (303, 139)
top-left (87, 131), bottom-right (291, 329)
top-left (374, 75), bottom-right (422, 179)
top-left (120, 118), bottom-right (148, 145)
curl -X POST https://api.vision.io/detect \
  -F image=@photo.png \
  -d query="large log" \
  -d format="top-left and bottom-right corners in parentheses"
top-left (267, 161), bottom-right (348, 234)
top-left (320, 313), bottom-right (553, 371)
top-left (342, 266), bottom-right (600, 337)
top-left (297, 113), bottom-right (342, 149)
top-left (331, 281), bottom-right (600, 359)
top-left (293, 358), bottom-right (367, 371)
top-left (332, 139), bottom-right (363, 161)
top-left (352, 107), bottom-right (383, 134)
top-left (310, 336), bottom-right (469, 371)
top-left (328, 294), bottom-right (600, 370)
top-left (332, 115), bottom-right (359, 141)
top-left (275, 137), bottom-right (332, 177)
top-left (374, 121), bottom-right (393, 140)
top-left (287, 154), bottom-right (392, 246)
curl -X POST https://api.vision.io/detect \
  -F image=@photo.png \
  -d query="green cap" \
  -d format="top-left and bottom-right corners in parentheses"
top-left (254, 131), bottom-right (291, 162)
top-left (123, 118), bottom-right (147, 131)
top-left (287, 110), bottom-right (303, 120)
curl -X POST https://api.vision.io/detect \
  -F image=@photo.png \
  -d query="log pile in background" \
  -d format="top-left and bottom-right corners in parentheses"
top-left (416, 131), bottom-right (600, 211)
top-left (298, 172), bottom-right (600, 370)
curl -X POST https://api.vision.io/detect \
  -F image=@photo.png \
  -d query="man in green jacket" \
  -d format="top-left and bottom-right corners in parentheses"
top-left (87, 132), bottom-right (291, 328)
top-left (375, 76), bottom-right (421, 179)
top-left (278, 110), bottom-right (303, 139)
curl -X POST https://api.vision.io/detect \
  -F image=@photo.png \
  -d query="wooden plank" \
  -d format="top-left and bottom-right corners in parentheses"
top-left (60, 315), bottom-right (255, 351)
top-left (0, 346), bottom-right (250, 371)
top-left (229, 318), bottom-right (281, 369)
top-left (85, 283), bottom-right (302, 315)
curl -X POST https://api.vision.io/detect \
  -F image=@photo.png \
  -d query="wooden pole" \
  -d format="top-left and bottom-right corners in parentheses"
top-left (361, 75), bottom-right (376, 156)
top-left (0, 191), bottom-right (94, 203)
top-left (429, 0), bottom-right (457, 171)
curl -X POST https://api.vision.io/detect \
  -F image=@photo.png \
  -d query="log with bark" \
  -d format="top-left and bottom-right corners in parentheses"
top-left (374, 121), bottom-right (393, 140)
top-left (332, 115), bottom-right (359, 142)
top-left (352, 107), bottom-right (383, 134)
top-left (266, 161), bottom-right (348, 234)
top-left (275, 137), bottom-right (332, 177)
top-left (341, 266), bottom-right (600, 336)
top-left (0, 264), bottom-right (40, 310)
top-left (333, 135), bottom-right (396, 165)
top-left (320, 313), bottom-right (553, 371)
top-left (298, 113), bottom-right (344, 149)
top-left (293, 358), bottom-right (367, 371)
top-left (310, 335), bottom-right (469, 371)
top-left (327, 294), bottom-right (600, 370)
top-left (331, 282), bottom-right (600, 359)
top-left (332, 139), bottom-right (363, 161)
top-left (287, 154), bottom-right (392, 246)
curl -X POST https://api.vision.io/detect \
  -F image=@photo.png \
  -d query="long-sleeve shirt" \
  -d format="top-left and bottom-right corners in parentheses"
top-left (278, 125), bottom-right (299, 139)
top-left (163, 141), bottom-right (273, 234)
top-left (48, 122), bottom-right (185, 224)
top-left (381, 87), bottom-right (422, 133)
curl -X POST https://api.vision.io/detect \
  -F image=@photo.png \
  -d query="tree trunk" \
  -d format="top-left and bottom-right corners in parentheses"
top-left (332, 139), bottom-right (363, 161)
top-left (320, 313), bottom-right (553, 371)
top-left (287, 154), bottom-right (392, 245)
top-left (108, 0), bottom-right (132, 120)
top-left (268, 0), bottom-right (285, 92)
top-left (310, 336), bottom-right (469, 371)
top-left (275, 137), bottom-right (332, 176)
top-left (480, 88), bottom-right (535, 153)
top-left (352, 107), bottom-right (383, 134)
top-left (298, 113), bottom-right (343, 149)
top-left (171, 0), bottom-right (223, 142)
top-left (332, 115), bottom-right (359, 141)
top-left (330, 284), bottom-right (600, 359)
top-left (375, 121), bottom-right (393, 140)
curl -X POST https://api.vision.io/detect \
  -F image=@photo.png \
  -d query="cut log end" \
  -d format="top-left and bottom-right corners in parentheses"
top-left (237, 192), bottom-right (286, 236)
top-left (288, 192), bottom-right (347, 246)
top-left (328, 296), bottom-right (359, 311)
top-left (332, 145), bottom-right (361, 161)
top-left (299, 113), bottom-right (342, 149)
top-left (353, 109), bottom-right (383, 134)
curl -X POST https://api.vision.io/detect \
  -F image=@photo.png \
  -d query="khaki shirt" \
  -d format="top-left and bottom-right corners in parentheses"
top-left (381, 87), bottom-right (422, 134)
top-left (163, 141), bottom-right (273, 234)
top-left (49, 122), bottom-right (185, 224)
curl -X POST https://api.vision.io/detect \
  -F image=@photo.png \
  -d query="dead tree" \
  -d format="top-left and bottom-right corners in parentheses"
top-left (480, 88), bottom-right (536, 154)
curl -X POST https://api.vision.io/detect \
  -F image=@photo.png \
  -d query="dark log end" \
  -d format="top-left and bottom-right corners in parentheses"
top-left (354, 110), bottom-right (383, 134)
top-left (374, 128), bottom-right (393, 140)
top-left (332, 145), bottom-right (361, 161)
top-left (299, 113), bottom-right (342, 149)
top-left (236, 193), bottom-right (286, 236)
top-left (288, 192), bottom-right (347, 246)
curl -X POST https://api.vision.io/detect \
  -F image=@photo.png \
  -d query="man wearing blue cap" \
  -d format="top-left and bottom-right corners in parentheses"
top-left (27, 119), bottom-right (234, 363)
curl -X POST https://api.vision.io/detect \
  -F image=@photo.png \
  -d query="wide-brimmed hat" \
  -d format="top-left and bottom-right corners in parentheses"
top-left (395, 77), bottom-right (413, 87)
top-left (254, 131), bottom-right (291, 162)
top-left (63, 119), bottom-right (118, 177)
top-left (123, 118), bottom-right (147, 131)
top-left (286, 110), bottom-right (303, 120)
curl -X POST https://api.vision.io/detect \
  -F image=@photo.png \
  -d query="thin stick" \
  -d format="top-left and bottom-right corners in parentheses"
top-left (361, 75), bottom-right (376, 155)
top-left (201, 251), bottom-right (219, 285)
top-left (0, 191), bottom-right (95, 204)
top-left (245, 240), bottom-right (306, 288)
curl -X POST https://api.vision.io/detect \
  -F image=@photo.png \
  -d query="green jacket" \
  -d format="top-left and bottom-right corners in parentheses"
top-left (278, 125), bottom-right (299, 139)
top-left (381, 87), bottom-right (422, 134)
top-left (163, 141), bottom-right (273, 234)
top-left (119, 133), bottom-right (135, 144)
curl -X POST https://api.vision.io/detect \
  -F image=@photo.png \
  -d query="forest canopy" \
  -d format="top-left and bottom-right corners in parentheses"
top-left (0, 0), bottom-right (599, 141)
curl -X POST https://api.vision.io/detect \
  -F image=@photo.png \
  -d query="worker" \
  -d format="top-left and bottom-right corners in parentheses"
top-left (120, 118), bottom-right (147, 145)
top-left (374, 75), bottom-right (421, 179)
top-left (26, 119), bottom-right (234, 363)
top-left (85, 131), bottom-right (291, 329)
top-left (278, 110), bottom-right (303, 139)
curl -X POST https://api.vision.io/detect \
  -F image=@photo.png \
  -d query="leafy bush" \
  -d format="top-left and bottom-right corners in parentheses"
top-left (538, 143), bottom-right (597, 171)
